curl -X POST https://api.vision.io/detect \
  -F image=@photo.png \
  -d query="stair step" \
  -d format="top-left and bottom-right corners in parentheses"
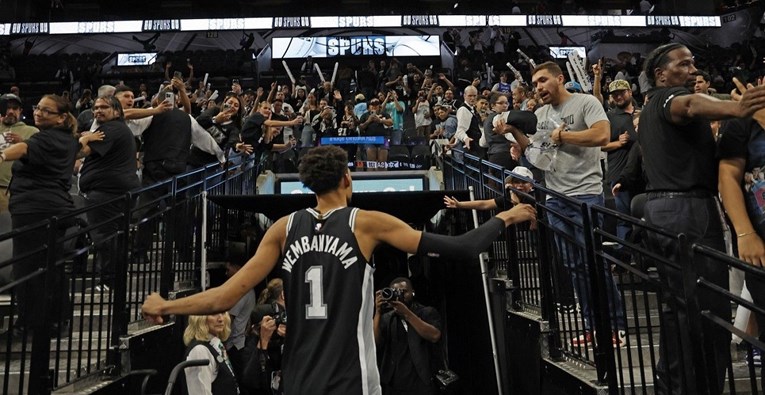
top-left (0, 358), bottom-right (107, 395)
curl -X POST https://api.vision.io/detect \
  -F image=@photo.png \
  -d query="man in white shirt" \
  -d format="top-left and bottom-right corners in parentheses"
top-left (453, 85), bottom-right (485, 158)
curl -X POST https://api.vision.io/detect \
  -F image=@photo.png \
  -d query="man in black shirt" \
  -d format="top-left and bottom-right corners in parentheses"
top-left (602, 79), bottom-right (638, 243)
top-left (79, 95), bottom-right (139, 289)
top-left (639, 43), bottom-right (765, 395)
top-left (241, 101), bottom-right (302, 170)
top-left (375, 277), bottom-right (441, 395)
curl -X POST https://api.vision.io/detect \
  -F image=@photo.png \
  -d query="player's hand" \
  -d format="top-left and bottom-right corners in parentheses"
top-left (443, 195), bottom-right (460, 209)
top-left (611, 183), bottom-right (622, 196)
top-left (499, 203), bottom-right (536, 226)
top-left (142, 292), bottom-right (166, 324)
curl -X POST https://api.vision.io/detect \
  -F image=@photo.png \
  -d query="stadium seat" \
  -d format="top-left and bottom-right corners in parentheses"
top-left (387, 145), bottom-right (410, 170)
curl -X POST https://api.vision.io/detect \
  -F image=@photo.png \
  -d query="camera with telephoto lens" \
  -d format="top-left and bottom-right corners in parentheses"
top-left (381, 287), bottom-right (404, 302)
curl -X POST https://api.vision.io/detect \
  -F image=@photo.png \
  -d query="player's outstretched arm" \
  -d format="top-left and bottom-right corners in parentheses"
top-left (142, 216), bottom-right (288, 324)
top-left (356, 204), bottom-right (535, 260)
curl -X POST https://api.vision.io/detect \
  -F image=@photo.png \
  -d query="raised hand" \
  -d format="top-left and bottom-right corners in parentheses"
top-left (592, 59), bottom-right (602, 78)
top-left (443, 195), bottom-right (460, 209)
top-left (733, 77), bottom-right (765, 118)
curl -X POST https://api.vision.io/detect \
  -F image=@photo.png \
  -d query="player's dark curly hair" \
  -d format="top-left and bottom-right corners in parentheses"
top-left (642, 43), bottom-right (686, 86)
top-left (298, 146), bottom-right (349, 195)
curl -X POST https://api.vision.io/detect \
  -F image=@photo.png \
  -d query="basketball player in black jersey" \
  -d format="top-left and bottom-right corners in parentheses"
top-left (142, 145), bottom-right (535, 395)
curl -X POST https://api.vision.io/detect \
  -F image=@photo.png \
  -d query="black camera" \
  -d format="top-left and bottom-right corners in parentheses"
top-left (0, 97), bottom-right (7, 115)
top-left (380, 287), bottom-right (404, 302)
top-left (272, 310), bottom-right (287, 326)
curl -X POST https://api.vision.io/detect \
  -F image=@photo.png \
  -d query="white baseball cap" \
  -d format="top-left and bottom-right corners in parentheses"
top-left (505, 166), bottom-right (534, 184)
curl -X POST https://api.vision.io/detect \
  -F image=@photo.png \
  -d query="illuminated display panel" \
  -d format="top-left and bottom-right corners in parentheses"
top-left (272, 36), bottom-right (441, 59)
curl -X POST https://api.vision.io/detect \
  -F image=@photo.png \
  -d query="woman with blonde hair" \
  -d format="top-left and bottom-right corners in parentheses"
top-left (183, 312), bottom-right (240, 394)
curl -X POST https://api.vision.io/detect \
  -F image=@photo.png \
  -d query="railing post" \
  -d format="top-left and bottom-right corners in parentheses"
top-left (108, 194), bottom-right (132, 372)
top-left (677, 237), bottom-right (710, 395)
top-left (201, 170), bottom-right (209, 291)
top-left (586, 205), bottom-right (618, 390)
top-left (159, 178), bottom-right (177, 298)
top-left (534, 188), bottom-right (562, 360)
top-left (504, 180), bottom-right (522, 310)
top-left (28, 218), bottom-right (57, 395)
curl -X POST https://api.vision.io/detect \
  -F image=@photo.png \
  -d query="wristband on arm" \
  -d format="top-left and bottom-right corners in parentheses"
top-left (417, 217), bottom-right (505, 259)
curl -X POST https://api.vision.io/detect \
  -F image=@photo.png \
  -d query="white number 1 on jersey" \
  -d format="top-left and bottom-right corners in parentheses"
top-left (305, 265), bottom-right (328, 319)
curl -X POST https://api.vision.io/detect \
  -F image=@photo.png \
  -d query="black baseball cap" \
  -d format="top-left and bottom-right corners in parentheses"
top-left (0, 93), bottom-right (22, 106)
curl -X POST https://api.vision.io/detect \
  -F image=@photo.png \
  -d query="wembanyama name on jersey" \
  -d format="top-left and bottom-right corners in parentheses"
top-left (282, 234), bottom-right (359, 272)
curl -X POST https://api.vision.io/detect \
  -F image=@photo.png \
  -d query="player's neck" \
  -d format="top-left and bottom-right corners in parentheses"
top-left (314, 191), bottom-right (348, 214)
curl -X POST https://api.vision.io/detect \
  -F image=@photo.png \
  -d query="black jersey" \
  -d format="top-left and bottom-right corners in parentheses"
top-left (279, 207), bottom-right (381, 395)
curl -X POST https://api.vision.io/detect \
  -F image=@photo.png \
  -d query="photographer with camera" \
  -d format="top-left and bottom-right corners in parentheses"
top-left (243, 278), bottom-right (287, 395)
top-left (374, 277), bottom-right (442, 395)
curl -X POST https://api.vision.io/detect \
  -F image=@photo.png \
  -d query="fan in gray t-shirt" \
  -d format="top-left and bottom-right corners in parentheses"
top-left (534, 92), bottom-right (609, 196)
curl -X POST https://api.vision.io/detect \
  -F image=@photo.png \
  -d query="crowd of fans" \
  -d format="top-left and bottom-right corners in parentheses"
top-left (3, 20), bottom-right (765, 392)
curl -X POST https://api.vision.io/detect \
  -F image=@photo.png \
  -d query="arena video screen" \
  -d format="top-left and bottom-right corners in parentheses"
top-left (272, 35), bottom-right (440, 59)
top-left (116, 52), bottom-right (158, 66)
top-left (277, 176), bottom-right (426, 194)
top-left (549, 46), bottom-right (586, 59)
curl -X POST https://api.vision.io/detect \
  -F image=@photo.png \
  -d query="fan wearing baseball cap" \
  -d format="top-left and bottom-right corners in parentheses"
top-left (443, 166), bottom-right (536, 212)
top-left (0, 93), bottom-right (39, 213)
top-left (601, 79), bottom-right (638, 246)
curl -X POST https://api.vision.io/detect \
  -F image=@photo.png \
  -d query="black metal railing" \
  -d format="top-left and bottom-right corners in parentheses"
top-left (0, 155), bottom-right (257, 394)
top-left (443, 150), bottom-right (764, 394)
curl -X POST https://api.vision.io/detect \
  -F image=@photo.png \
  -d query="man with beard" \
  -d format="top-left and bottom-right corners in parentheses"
top-left (529, 61), bottom-right (628, 347)
top-left (639, 43), bottom-right (765, 394)
top-left (142, 146), bottom-right (536, 395)
top-left (0, 94), bottom-right (38, 213)
top-left (601, 79), bottom-right (638, 245)
top-left (694, 70), bottom-right (731, 100)
top-left (78, 95), bottom-right (139, 290)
